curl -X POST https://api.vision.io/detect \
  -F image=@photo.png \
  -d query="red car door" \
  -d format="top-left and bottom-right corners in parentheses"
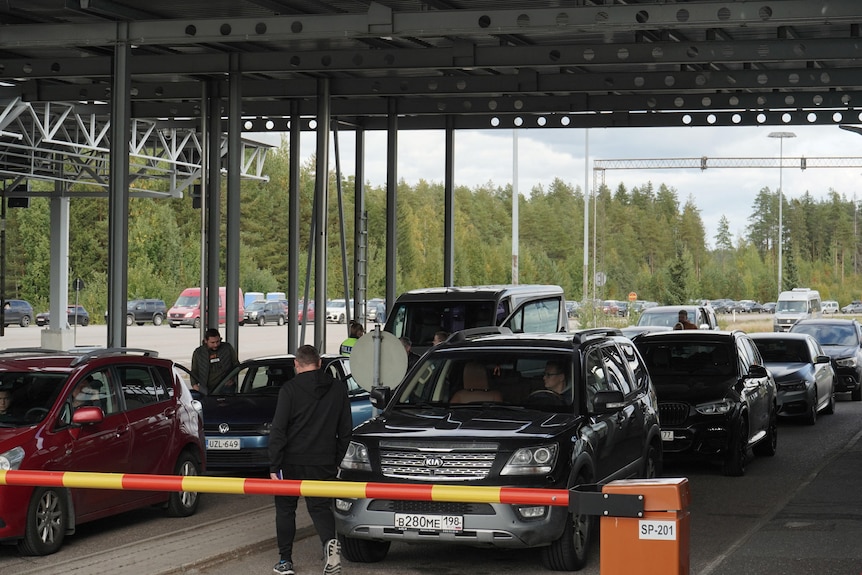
top-left (50, 370), bottom-right (132, 518)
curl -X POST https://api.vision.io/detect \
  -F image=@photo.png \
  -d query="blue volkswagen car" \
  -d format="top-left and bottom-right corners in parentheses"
top-left (196, 354), bottom-right (372, 472)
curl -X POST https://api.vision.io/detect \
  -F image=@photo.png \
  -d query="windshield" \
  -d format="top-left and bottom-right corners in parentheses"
top-left (329, 300), bottom-right (346, 309)
top-left (392, 350), bottom-right (577, 413)
top-left (212, 362), bottom-right (297, 395)
top-left (638, 308), bottom-right (695, 328)
top-left (246, 302), bottom-right (265, 311)
top-left (792, 324), bottom-right (859, 347)
top-left (754, 339), bottom-right (810, 363)
top-left (0, 373), bottom-right (68, 427)
top-left (174, 295), bottom-right (200, 307)
top-left (776, 300), bottom-right (807, 313)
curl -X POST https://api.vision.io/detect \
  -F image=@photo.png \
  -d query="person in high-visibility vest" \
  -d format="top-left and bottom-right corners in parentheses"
top-left (339, 321), bottom-right (364, 356)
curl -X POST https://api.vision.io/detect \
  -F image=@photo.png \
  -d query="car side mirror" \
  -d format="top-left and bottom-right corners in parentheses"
top-left (747, 364), bottom-right (769, 378)
top-left (71, 405), bottom-right (104, 425)
top-left (592, 389), bottom-right (625, 413)
top-left (370, 386), bottom-right (391, 409)
top-left (815, 355), bottom-right (831, 364)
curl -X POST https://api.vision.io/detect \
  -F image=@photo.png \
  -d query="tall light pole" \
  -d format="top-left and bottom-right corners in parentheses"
top-left (769, 131), bottom-right (796, 292)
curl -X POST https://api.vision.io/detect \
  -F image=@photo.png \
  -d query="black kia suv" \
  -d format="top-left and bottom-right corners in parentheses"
top-left (335, 328), bottom-right (662, 572)
top-left (634, 330), bottom-right (778, 476)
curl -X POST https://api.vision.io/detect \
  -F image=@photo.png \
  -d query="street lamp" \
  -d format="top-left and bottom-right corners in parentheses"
top-left (769, 131), bottom-right (796, 292)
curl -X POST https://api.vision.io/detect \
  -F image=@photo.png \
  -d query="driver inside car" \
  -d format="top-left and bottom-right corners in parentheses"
top-left (543, 359), bottom-right (573, 404)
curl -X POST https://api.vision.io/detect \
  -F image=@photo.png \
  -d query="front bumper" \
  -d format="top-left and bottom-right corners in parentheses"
top-left (659, 419), bottom-right (733, 459)
top-left (776, 388), bottom-right (813, 417)
top-left (334, 497), bottom-right (567, 548)
top-left (832, 367), bottom-right (860, 393)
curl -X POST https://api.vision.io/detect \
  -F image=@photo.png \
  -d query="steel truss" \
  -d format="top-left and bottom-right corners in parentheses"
top-left (0, 98), bottom-right (270, 195)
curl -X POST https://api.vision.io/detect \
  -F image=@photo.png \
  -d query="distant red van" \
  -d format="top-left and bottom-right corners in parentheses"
top-left (168, 286), bottom-right (244, 328)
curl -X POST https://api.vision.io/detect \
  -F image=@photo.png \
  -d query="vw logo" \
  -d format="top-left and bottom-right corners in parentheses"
top-left (219, 423), bottom-right (230, 434)
top-left (424, 457), bottom-right (444, 467)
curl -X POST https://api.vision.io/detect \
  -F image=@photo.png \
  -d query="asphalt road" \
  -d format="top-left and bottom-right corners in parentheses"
top-left (3, 322), bottom-right (862, 574)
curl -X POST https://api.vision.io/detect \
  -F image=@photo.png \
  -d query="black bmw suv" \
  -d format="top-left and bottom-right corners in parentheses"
top-left (336, 328), bottom-right (662, 572)
top-left (634, 330), bottom-right (778, 476)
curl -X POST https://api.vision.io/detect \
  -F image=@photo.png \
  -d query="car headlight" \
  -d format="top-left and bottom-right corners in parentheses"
top-left (501, 444), bottom-right (558, 476)
top-left (777, 379), bottom-right (807, 391)
top-left (695, 398), bottom-right (735, 415)
top-left (340, 441), bottom-right (371, 471)
top-left (0, 446), bottom-right (25, 470)
top-left (835, 357), bottom-right (857, 368)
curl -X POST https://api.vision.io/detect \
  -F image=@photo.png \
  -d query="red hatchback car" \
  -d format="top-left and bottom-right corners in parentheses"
top-left (0, 348), bottom-right (205, 555)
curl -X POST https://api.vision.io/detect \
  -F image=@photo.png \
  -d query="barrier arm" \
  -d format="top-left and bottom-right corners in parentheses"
top-left (0, 469), bottom-right (571, 506)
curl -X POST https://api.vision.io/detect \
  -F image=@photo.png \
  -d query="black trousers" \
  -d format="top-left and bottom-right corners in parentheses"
top-left (274, 463), bottom-right (337, 561)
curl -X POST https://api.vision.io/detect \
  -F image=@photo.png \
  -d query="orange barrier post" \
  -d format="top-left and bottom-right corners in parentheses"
top-left (600, 478), bottom-right (690, 575)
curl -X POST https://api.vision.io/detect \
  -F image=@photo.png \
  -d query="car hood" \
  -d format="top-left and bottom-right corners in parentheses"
top-left (821, 344), bottom-right (857, 360)
top-left (354, 405), bottom-right (580, 441)
top-left (652, 374), bottom-right (738, 403)
top-left (0, 424), bottom-right (38, 454)
top-left (201, 394), bottom-right (278, 425)
top-left (763, 362), bottom-right (810, 381)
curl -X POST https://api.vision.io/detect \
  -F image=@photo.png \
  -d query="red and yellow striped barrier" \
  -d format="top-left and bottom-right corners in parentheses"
top-left (0, 469), bottom-right (570, 506)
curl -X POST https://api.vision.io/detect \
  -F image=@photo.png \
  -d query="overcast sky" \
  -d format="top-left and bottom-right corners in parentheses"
top-left (286, 123), bottom-right (862, 249)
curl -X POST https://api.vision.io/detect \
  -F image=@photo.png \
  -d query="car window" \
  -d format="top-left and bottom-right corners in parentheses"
top-left (619, 341), bottom-right (649, 393)
top-left (119, 366), bottom-right (169, 410)
top-left (639, 341), bottom-right (735, 377)
top-left (601, 345), bottom-right (632, 396)
top-left (503, 297), bottom-right (561, 334)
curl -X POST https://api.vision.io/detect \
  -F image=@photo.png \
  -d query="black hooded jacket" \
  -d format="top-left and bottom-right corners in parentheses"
top-left (268, 368), bottom-right (352, 472)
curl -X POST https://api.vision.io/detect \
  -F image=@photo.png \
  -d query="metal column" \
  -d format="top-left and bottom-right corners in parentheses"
top-left (106, 23), bottom-right (131, 348)
top-left (385, 99), bottom-right (398, 310)
top-left (225, 54), bottom-right (241, 349)
top-left (354, 126), bottom-right (367, 320)
top-left (313, 79), bottom-right (330, 352)
top-left (444, 116), bottom-right (455, 287)
top-left (287, 100), bottom-right (300, 353)
top-left (206, 83), bottom-right (222, 332)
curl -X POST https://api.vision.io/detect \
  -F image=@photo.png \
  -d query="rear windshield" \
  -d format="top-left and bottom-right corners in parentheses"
top-left (637, 341), bottom-right (735, 378)
top-left (386, 300), bottom-right (503, 348)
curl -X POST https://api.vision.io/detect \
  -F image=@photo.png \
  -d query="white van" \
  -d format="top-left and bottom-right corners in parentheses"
top-left (773, 288), bottom-right (821, 332)
top-left (822, 300), bottom-right (839, 314)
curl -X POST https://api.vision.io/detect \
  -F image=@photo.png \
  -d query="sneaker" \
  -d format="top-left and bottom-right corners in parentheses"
top-left (323, 538), bottom-right (342, 575)
top-left (273, 559), bottom-right (295, 575)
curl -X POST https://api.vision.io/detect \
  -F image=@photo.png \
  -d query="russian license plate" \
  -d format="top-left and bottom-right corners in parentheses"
top-left (207, 438), bottom-right (240, 450)
top-left (394, 513), bottom-right (463, 532)
top-left (661, 430), bottom-right (674, 442)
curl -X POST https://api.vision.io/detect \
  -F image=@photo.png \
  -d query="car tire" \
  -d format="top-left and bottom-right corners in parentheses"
top-left (338, 534), bottom-right (390, 562)
top-left (824, 390), bottom-right (835, 415)
top-left (193, 317), bottom-right (201, 330)
top-left (804, 391), bottom-right (817, 425)
top-left (643, 441), bottom-right (661, 478)
top-left (17, 487), bottom-right (68, 556)
top-left (277, 315), bottom-right (285, 326)
top-left (80, 317), bottom-right (89, 327)
top-left (170, 323), bottom-right (177, 328)
top-left (542, 473), bottom-right (593, 571)
top-left (852, 385), bottom-right (862, 402)
top-left (754, 410), bottom-right (778, 456)
top-left (136, 322), bottom-right (144, 326)
top-left (258, 316), bottom-right (266, 326)
top-left (339, 313), bottom-right (345, 324)
top-left (166, 452), bottom-right (201, 517)
top-left (126, 314), bottom-right (134, 326)
top-left (153, 313), bottom-right (163, 326)
top-left (723, 416), bottom-right (748, 476)
top-left (20, 315), bottom-right (31, 327)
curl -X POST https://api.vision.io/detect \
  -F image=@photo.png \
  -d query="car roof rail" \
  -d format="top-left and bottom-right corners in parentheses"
top-left (448, 326), bottom-right (513, 343)
top-left (572, 328), bottom-right (623, 344)
top-left (0, 347), bottom-right (67, 355)
top-left (70, 347), bottom-right (160, 367)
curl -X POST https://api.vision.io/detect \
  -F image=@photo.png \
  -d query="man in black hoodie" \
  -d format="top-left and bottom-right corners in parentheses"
top-left (269, 345), bottom-right (352, 575)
